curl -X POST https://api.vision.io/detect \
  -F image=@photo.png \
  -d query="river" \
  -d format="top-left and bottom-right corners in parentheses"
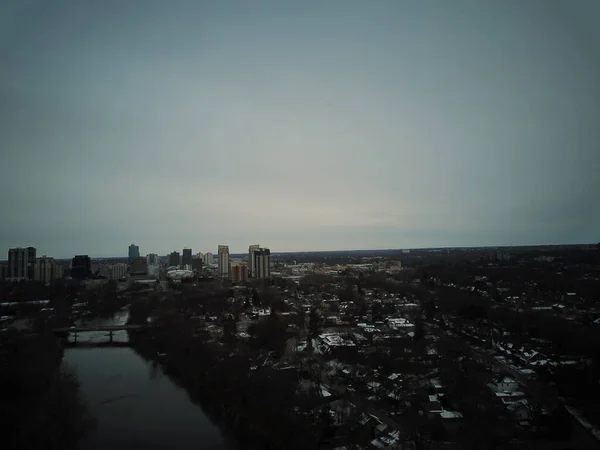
top-left (63, 310), bottom-right (236, 450)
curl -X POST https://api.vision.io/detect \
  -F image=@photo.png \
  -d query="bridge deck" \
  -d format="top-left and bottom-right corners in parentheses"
top-left (64, 341), bottom-right (133, 348)
top-left (53, 324), bottom-right (149, 333)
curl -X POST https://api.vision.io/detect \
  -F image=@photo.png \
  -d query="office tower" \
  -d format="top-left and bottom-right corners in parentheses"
top-left (8, 247), bottom-right (36, 280)
top-left (248, 244), bottom-right (260, 278)
top-left (218, 245), bottom-right (230, 277)
top-left (191, 259), bottom-right (203, 272)
top-left (253, 248), bottom-right (271, 279)
top-left (110, 263), bottom-right (128, 279)
top-left (130, 256), bottom-right (148, 276)
top-left (147, 253), bottom-right (159, 265)
top-left (182, 248), bottom-right (193, 266)
top-left (196, 252), bottom-right (204, 261)
top-left (231, 262), bottom-right (248, 283)
top-left (71, 255), bottom-right (91, 279)
top-left (128, 244), bottom-right (140, 263)
top-left (202, 252), bottom-right (213, 265)
top-left (168, 251), bottom-right (180, 267)
top-left (34, 256), bottom-right (62, 282)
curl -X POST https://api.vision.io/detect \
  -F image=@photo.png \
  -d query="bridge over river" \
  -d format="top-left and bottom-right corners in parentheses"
top-left (53, 324), bottom-right (152, 345)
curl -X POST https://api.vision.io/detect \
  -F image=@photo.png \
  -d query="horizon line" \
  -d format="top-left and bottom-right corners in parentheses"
top-left (20, 242), bottom-right (595, 261)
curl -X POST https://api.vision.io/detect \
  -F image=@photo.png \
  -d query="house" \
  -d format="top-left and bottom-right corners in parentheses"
top-left (429, 378), bottom-right (444, 393)
top-left (488, 375), bottom-right (519, 393)
top-left (507, 399), bottom-right (533, 426)
top-left (438, 410), bottom-right (464, 435)
top-left (421, 395), bottom-right (444, 420)
top-left (360, 413), bottom-right (384, 439)
top-left (370, 429), bottom-right (405, 450)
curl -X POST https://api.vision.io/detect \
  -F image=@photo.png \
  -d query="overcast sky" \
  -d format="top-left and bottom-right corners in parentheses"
top-left (1, 1), bottom-right (599, 258)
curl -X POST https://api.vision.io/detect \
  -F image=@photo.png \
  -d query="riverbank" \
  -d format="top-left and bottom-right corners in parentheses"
top-left (0, 330), bottom-right (95, 450)
top-left (127, 326), bottom-right (326, 450)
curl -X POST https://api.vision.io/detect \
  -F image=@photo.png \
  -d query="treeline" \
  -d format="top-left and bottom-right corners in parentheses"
top-left (0, 330), bottom-right (95, 449)
top-left (0, 278), bottom-right (126, 325)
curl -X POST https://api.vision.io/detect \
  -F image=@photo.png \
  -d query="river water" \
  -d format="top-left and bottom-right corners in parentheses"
top-left (63, 310), bottom-right (235, 450)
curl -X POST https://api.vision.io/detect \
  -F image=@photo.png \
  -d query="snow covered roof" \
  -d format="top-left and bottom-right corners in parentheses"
top-left (166, 269), bottom-right (193, 279)
top-left (1, 300), bottom-right (50, 306)
top-left (440, 410), bottom-right (463, 419)
top-left (319, 332), bottom-right (356, 347)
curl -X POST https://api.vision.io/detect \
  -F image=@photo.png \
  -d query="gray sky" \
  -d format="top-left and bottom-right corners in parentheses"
top-left (1, 0), bottom-right (599, 258)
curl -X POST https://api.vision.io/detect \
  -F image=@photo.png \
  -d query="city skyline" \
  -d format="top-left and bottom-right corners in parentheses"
top-left (1, 1), bottom-right (599, 257)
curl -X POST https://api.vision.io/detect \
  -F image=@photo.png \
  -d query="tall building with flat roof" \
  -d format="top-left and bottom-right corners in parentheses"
top-left (218, 245), bottom-right (230, 277)
top-left (182, 248), bottom-right (193, 267)
top-left (191, 259), bottom-right (203, 272)
top-left (203, 252), bottom-right (213, 265)
top-left (110, 263), bottom-right (128, 280)
top-left (168, 251), bottom-right (180, 267)
top-left (253, 248), bottom-right (271, 279)
top-left (248, 244), bottom-right (260, 278)
top-left (129, 244), bottom-right (140, 263)
top-left (34, 256), bottom-right (62, 282)
top-left (71, 255), bottom-right (91, 279)
top-left (8, 247), bottom-right (36, 280)
top-left (130, 256), bottom-right (148, 276)
top-left (231, 262), bottom-right (248, 283)
top-left (147, 253), bottom-right (159, 265)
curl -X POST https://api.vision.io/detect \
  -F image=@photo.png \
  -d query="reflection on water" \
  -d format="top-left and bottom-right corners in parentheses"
top-left (64, 312), bottom-right (235, 450)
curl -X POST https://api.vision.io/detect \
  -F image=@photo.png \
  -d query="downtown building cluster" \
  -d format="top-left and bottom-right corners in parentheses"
top-left (0, 246), bottom-right (80, 282)
top-left (1, 242), bottom-right (271, 284)
top-left (0, 247), bottom-right (62, 282)
top-left (216, 244), bottom-right (271, 282)
top-left (126, 242), bottom-right (271, 283)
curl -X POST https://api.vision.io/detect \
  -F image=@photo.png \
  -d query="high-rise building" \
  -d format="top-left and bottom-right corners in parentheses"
top-left (0, 264), bottom-right (7, 281)
top-left (202, 252), bottom-right (214, 265)
top-left (129, 244), bottom-right (140, 263)
top-left (191, 259), bottom-right (203, 272)
top-left (8, 247), bottom-right (36, 280)
top-left (253, 248), bottom-right (271, 279)
top-left (231, 262), bottom-right (248, 283)
top-left (71, 255), bottom-right (91, 279)
top-left (248, 244), bottom-right (260, 278)
top-left (182, 248), bottom-right (193, 266)
top-left (34, 256), bottom-right (62, 282)
top-left (168, 251), bottom-right (180, 267)
top-left (147, 253), bottom-right (159, 265)
top-left (130, 256), bottom-right (148, 276)
top-left (218, 245), bottom-right (230, 277)
top-left (196, 252), bottom-right (204, 261)
top-left (110, 263), bottom-right (128, 279)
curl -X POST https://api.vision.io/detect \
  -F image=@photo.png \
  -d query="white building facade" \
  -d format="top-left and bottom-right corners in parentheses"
top-left (218, 245), bottom-right (230, 277)
top-left (203, 252), bottom-right (214, 265)
top-left (248, 244), bottom-right (260, 278)
top-left (253, 248), bottom-right (271, 279)
top-left (110, 263), bottom-right (128, 280)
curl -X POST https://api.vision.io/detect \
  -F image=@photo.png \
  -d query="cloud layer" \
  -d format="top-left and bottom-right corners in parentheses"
top-left (1, 1), bottom-right (599, 257)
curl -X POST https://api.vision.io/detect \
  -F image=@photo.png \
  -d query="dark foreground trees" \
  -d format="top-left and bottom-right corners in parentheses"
top-left (0, 330), bottom-right (95, 449)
